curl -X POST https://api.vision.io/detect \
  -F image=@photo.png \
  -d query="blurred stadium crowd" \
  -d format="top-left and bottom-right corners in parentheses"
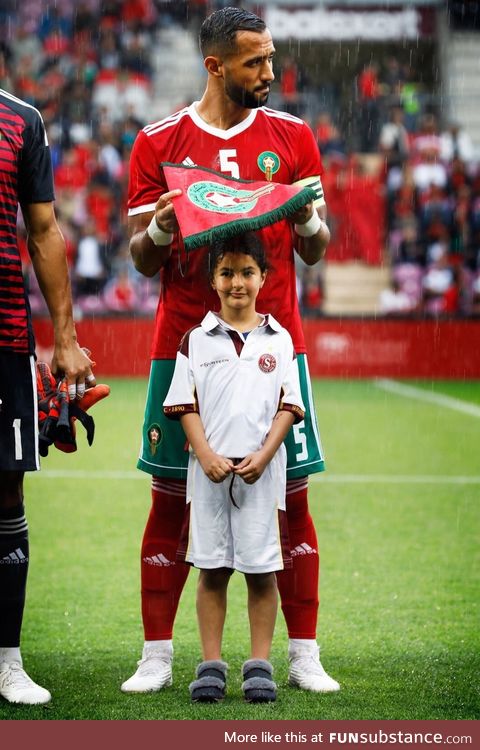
top-left (291, 57), bottom-right (480, 318)
top-left (0, 0), bottom-right (479, 318)
top-left (381, 110), bottom-right (480, 317)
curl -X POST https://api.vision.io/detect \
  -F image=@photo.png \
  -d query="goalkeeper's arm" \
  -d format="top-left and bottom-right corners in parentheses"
top-left (22, 201), bottom-right (93, 393)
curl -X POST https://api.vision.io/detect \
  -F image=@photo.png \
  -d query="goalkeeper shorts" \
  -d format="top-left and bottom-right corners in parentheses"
top-left (0, 352), bottom-right (39, 471)
top-left (137, 355), bottom-right (325, 480)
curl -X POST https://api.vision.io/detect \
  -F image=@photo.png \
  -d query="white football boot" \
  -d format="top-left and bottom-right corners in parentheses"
top-left (121, 641), bottom-right (173, 693)
top-left (0, 660), bottom-right (51, 705)
top-left (288, 641), bottom-right (340, 693)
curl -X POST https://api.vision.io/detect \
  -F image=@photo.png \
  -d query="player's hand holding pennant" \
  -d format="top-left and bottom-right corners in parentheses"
top-left (162, 163), bottom-right (317, 251)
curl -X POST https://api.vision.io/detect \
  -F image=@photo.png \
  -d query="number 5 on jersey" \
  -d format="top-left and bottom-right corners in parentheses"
top-left (219, 149), bottom-right (240, 178)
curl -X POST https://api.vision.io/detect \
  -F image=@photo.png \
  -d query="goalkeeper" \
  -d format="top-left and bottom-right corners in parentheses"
top-left (0, 89), bottom-right (93, 706)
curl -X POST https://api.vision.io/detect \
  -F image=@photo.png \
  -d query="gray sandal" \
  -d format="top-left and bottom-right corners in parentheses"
top-left (189, 660), bottom-right (228, 702)
top-left (241, 659), bottom-right (277, 703)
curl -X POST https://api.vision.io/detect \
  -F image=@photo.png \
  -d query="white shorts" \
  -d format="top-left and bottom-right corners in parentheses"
top-left (177, 453), bottom-right (291, 574)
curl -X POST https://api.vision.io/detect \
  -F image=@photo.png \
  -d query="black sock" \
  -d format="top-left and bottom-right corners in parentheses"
top-left (0, 504), bottom-right (29, 647)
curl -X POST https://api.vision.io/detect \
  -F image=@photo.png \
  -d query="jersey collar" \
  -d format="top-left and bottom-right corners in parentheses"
top-left (188, 102), bottom-right (259, 141)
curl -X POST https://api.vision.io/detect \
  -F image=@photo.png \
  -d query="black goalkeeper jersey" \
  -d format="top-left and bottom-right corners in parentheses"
top-left (0, 89), bottom-right (55, 354)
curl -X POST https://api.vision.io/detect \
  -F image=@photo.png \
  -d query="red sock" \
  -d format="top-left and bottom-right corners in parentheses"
top-left (141, 477), bottom-right (190, 640)
top-left (276, 478), bottom-right (319, 639)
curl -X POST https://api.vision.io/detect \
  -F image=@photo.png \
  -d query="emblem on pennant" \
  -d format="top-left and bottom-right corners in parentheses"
top-left (187, 180), bottom-right (276, 214)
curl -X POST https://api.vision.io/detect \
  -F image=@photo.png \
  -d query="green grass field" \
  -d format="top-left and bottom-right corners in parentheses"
top-left (1, 378), bottom-right (479, 720)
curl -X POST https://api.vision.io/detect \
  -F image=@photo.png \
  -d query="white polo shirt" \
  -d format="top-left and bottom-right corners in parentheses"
top-left (163, 311), bottom-right (305, 459)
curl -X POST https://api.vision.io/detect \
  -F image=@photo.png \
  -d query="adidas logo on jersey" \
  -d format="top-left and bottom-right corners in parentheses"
top-left (182, 156), bottom-right (196, 167)
top-left (291, 543), bottom-right (317, 557)
top-left (143, 553), bottom-right (175, 567)
top-left (0, 548), bottom-right (28, 564)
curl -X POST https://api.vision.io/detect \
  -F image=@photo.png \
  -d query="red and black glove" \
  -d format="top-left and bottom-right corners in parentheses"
top-left (36, 361), bottom-right (110, 457)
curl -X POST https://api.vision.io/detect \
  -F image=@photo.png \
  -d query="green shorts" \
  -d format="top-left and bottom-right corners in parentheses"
top-left (137, 355), bottom-right (325, 479)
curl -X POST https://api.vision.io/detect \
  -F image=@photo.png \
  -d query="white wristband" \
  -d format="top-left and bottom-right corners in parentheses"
top-left (146, 215), bottom-right (173, 246)
top-left (295, 211), bottom-right (323, 238)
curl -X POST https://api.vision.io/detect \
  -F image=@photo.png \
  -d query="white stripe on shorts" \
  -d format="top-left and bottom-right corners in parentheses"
top-left (302, 355), bottom-right (324, 460)
top-left (29, 355), bottom-right (40, 470)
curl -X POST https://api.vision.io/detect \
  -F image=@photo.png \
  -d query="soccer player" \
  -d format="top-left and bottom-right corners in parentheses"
top-left (164, 234), bottom-right (304, 703)
top-left (122, 6), bottom-right (340, 694)
top-left (0, 89), bottom-right (93, 704)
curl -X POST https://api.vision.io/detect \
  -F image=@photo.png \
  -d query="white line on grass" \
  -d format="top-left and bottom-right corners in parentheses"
top-left (32, 470), bottom-right (480, 484)
top-left (375, 378), bottom-right (480, 418)
top-left (310, 474), bottom-right (480, 485)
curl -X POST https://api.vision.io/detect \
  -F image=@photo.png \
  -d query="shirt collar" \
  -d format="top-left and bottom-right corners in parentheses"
top-left (262, 314), bottom-right (283, 332)
top-left (201, 311), bottom-right (282, 334)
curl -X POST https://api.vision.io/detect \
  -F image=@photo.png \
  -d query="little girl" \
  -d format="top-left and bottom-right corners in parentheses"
top-left (163, 232), bottom-right (305, 703)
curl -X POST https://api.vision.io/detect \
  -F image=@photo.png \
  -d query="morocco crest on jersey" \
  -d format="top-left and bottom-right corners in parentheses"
top-left (162, 163), bottom-right (316, 251)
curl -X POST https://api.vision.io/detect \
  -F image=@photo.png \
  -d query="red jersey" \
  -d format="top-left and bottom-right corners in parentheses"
top-left (128, 103), bottom-right (324, 359)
